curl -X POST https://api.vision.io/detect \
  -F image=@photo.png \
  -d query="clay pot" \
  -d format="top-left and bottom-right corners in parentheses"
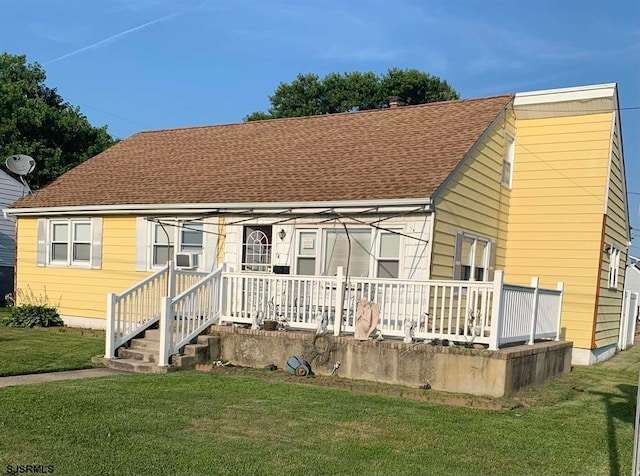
top-left (263, 320), bottom-right (278, 331)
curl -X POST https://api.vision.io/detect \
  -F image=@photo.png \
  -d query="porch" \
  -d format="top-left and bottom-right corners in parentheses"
top-left (104, 264), bottom-right (565, 369)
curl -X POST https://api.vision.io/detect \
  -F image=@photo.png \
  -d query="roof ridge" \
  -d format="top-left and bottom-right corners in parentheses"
top-left (137, 94), bottom-right (514, 135)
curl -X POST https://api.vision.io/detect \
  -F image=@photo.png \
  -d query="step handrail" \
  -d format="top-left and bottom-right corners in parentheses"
top-left (158, 265), bottom-right (225, 366)
top-left (105, 265), bottom-right (171, 358)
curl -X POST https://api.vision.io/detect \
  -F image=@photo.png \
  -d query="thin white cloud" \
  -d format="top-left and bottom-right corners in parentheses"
top-left (44, 12), bottom-right (181, 65)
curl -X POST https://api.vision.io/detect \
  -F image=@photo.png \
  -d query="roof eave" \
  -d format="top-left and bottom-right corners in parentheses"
top-left (4, 198), bottom-right (434, 218)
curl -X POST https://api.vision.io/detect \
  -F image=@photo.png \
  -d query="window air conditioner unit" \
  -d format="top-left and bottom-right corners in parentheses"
top-left (175, 253), bottom-right (199, 269)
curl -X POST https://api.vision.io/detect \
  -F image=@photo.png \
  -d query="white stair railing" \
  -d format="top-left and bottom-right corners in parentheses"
top-left (105, 265), bottom-right (210, 359)
top-left (158, 265), bottom-right (225, 366)
top-left (105, 264), bottom-right (171, 358)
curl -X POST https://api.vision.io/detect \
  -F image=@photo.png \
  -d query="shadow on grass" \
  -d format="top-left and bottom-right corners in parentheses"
top-left (589, 383), bottom-right (637, 476)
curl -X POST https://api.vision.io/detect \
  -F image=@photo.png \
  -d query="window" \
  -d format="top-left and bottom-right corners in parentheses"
top-left (454, 231), bottom-right (493, 281)
top-left (324, 229), bottom-right (371, 277)
top-left (296, 230), bottom-right (317, 275)
top-left (242, 226), bottom-right (272, 272)
top-left (140, 219), bottom-right (211, 271)
top-left (180, 222), bottom-right (203, 253)
top-left (376, 232), bottom-right (400, 278)
top-left (608, 246), bottom-right (621, 289)
top-left (49, 219), bottom-right (92, 265)
top-left (152, 223), bottom-right (174, 267)
top-left (293, 228), bottom-right (403, 278)
top-left (502, 134), bottom-right (515, 187)
top-left (73, 222), bottom-right (91, 262)
top-left (50, 222), bottom-right (69, 262)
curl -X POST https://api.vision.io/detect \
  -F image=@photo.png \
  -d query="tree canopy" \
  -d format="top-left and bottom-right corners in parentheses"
top-left (0, 53), bottom-right (117, 189)
top-left (245, 68), bottom-right (459, 121)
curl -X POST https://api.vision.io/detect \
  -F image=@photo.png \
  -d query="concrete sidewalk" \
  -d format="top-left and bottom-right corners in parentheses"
top-left (0, 368), bottom-right (126, 388)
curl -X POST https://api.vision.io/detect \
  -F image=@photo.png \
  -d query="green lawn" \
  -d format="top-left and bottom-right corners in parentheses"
top-left (0, 316), bottom-right (105, 376)
top-left (0, 341), bottom-right (638, 475)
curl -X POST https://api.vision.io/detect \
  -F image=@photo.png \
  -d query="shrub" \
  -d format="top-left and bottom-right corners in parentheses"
top-left (3, 305), bottom-right (64, 328)
top-left (2, 286), bottom-right (64, 328)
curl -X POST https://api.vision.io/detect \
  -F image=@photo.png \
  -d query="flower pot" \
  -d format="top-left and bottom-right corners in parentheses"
top-left (263, 320), bottom-right (278, 331)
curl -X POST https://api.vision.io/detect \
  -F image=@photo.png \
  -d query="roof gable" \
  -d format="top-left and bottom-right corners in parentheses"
top-left (12, 94), bottom-right (513, 209)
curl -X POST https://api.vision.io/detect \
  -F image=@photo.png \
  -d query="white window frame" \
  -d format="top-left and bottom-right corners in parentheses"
top-left (502, 133), bottom-right (515, 188)
top-left (148, 220), bottom-right (206, 270)
top-left (294, 229), bottom-right (319, 275)
top-left (374, 231), bottom-right (402, 279)
top-left (150, 222), bottom-right (175, 269)
top-left (454, 231), bottom-right (493, 282)
top-left (323, 228), bottom-right (372, 277)
top-left (292, 226), bottom-right (403, 278)
top-left (180, 222), bottom-right (204, 254)
top-left (608, 245), bottom-right (621, 290)
top-left (48, 219), bottom-right (92, 267)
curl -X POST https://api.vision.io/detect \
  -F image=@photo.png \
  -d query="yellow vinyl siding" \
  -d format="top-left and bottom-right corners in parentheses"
top-left (431, 109), bottom-right (513, 279)
top-left (15, 216), bottom-right (150, 320)
top-left (504, 112), bottom-right (613, 350)
top-left (595, 112), bottom-right (628, 347)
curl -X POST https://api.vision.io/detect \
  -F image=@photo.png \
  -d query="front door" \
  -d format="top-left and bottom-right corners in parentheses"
top-left (242, 225), bottom-right (272, 273)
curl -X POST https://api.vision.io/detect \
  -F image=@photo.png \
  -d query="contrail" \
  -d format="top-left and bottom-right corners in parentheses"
top-left (45, 12), bottom-right (181, 65)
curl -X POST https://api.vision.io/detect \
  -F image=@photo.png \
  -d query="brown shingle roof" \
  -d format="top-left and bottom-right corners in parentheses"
top-left (11, 94), bottom-right (513, 209)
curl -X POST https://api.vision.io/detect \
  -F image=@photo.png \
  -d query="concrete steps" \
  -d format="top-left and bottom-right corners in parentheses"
top-left (96, 328), bottom-right (220, 374)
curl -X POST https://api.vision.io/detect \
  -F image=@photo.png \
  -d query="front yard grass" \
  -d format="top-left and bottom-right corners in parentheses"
top-left (0, 317), bottom-right (104, 376)
top-left (0, 339), bottom-right (638, 475)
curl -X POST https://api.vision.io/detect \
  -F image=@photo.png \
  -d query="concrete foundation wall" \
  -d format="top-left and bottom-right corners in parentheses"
top-left (209, 326), bottom-right (572, 397)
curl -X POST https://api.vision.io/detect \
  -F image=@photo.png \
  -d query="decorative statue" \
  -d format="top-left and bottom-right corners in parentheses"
top-left (316, 311), bottom-right (329, 335)
top-left (355, 298), bottom-right (380, 340)
top-left (403, 318), bottom-right (416, 343)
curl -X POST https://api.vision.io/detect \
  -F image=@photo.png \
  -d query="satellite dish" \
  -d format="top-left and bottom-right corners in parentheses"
top-left (5, 154), bottom-right (36, 176)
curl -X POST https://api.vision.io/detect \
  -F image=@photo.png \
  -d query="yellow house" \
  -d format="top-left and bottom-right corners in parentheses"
top-left (3, 84), bottom-right (629, 366)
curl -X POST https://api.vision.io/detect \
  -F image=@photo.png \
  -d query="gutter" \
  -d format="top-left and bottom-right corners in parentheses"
top-left (3, 198), bottom-right (433, 218)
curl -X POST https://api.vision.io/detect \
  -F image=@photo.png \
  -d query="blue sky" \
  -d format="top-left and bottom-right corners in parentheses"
top-left (1, 0), bottom-right (639, 249)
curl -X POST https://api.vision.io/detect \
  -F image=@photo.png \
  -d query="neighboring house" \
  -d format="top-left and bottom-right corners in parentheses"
top-left (3, 83), bottom-right (629, 365)
top-left (0, 170), bottom-right (26, 305)
top-left (622, 256), bottom-right (640, 347)
top-left (625, 256), bottom-right (640, 307)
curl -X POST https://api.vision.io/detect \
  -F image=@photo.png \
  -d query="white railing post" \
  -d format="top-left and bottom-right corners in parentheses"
top-left (105, 293), bottom-right (117, 358)
top-left (167, 261), bottom-right (176, 299)
top-left (334, 266), bottom-right (345, 336)
top-left (219, 264), bottom-right (227, 320)
top-left (489, 270), bottom-right (504, 350)
top-left (158, 296), bottom-right (173, 366)
top-left (555, 281), bottom-right (564, 341)
top-left (528, 277), bottom-right (540, 345)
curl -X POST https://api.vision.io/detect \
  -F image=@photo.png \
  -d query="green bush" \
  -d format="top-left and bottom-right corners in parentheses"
top-left (3, 305), bottom-right (64, 328)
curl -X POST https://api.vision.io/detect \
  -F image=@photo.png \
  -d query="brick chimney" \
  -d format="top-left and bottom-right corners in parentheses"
top-left (388, 96), bottom-right (400, 109)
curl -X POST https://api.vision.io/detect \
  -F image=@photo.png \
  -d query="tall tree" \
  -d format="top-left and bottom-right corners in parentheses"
top-left (0, 53), bottom-right (117, 189)
top-left (245, 68), bottom-right (459, 121)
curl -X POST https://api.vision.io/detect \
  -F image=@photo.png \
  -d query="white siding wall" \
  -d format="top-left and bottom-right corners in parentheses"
top-left (221, 214), bottom-right (432, 279)
top-left (0, 171), bottom-right (26, 267)
top-left (625, 262), bottom-right (640, 296)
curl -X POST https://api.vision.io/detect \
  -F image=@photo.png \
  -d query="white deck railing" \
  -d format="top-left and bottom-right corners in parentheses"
top-left (220, 269), bottom-right (563, 349)
top-left (107, 266), bottom-right (565, 362)
top-left (158, 266), bottom-right (225, 366)
top-left (496, 277), bottom-right (563, 347)
top-left (105, 265), bottom-right (208, 358)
